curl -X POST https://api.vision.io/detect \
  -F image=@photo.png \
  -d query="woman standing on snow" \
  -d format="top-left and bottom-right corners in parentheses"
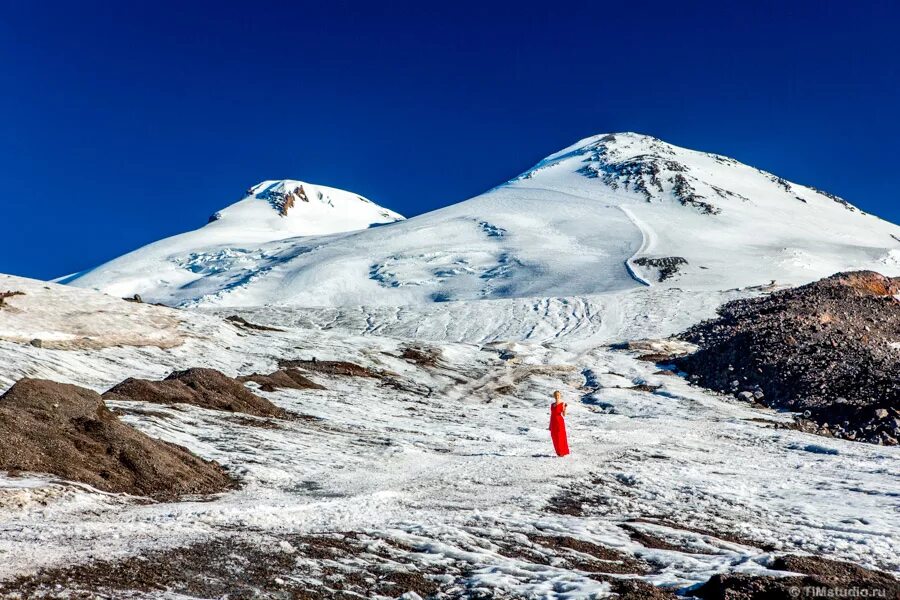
top-left (549, 390), bottom-right (570, 457)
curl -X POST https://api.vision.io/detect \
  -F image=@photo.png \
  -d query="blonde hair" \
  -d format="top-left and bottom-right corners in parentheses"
top-left (553, 390), bottom-right (562, 399)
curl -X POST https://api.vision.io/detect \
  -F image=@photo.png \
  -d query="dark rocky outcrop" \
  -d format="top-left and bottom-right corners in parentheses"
top-left (611, 580), bottom-right (678, 599)
top-left (0, 379), bottom-right (233, 499)
top-left (694, 554), bottom-right (900, 599)
top-left (670, 174), bottom-right (720, 215)
top-left (567, 135), bottom-right (721, 215)
top-left (256, 182), bottom-right (309, 216)
top-left (237, 368), bottom-right (325, 392)
top-left (225, 315), bottom-right (285, 332)
top-left (634, 257), bottom-right (688, 281)
top-left (674, 271), bottom-right (900, 444)
top-left (104, 368), bottom-right (287, 418)
top-left (0, 290), bottom-right (24, 308)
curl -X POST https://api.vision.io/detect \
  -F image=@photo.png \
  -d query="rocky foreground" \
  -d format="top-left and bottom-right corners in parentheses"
top-left (0, 379), bottom-right (234, 500)
top-left (2, 538), bottom-right (897, 599)
top-left (674, 271), bottom-right (900, 444)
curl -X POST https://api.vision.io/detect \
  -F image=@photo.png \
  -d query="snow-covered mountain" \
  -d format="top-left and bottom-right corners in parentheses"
top-left (58, 179), bottom-right (404, 298)
top-left (5, 136), bottom-right (900, 595)
top-left (206, 180), bottom-right (404, 238)
top-left (64, 133), bottom-right (900, 307)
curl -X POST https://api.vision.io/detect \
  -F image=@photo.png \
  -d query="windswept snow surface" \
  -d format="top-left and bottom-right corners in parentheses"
top-left (0, 276), bottom-right (898, 598)
top-left (65, 133), bottom-right (900, 309)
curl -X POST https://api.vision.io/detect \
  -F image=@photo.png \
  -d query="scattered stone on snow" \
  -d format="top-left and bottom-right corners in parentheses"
top-left (694, 553), bottom-right (900, 599)
top-left (279, 358), bottom-right (382, 378)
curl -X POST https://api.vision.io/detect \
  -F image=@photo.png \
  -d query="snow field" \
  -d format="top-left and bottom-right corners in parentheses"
top-left (0, 276), bottom-right (897, 597)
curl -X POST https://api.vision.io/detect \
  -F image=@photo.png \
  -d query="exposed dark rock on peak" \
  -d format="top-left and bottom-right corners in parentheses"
top-left (255, 182), bottom-right (309, 216)
top-left (0, 378), bottom-right (233, 499)
top-left (810, 186), bottom-right (861, 213)
top-left (548, 134), bottom-right (723, 215)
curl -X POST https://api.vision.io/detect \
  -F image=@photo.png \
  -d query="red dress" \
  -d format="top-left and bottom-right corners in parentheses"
top-left (550, 402), bottom-right (570, 457)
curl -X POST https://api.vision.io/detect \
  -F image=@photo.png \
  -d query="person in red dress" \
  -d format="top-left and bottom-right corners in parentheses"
top-left (549, 390), bottom-right (570, 457)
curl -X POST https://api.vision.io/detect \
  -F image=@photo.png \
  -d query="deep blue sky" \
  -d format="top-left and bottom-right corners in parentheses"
top-left (2, 1), bottom-right (898, 279)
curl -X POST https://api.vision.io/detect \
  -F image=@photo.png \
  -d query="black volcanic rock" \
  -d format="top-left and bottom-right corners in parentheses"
top-left (633, 256), bottom-right (688, 281)
top-left (674, 271), bottom-right (900, 444)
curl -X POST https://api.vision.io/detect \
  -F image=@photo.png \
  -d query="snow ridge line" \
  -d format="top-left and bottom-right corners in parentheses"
top-left (619, 205), bottom-right (653, 287)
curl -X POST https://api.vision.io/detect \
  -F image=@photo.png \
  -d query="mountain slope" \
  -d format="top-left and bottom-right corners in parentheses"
top-left (59, 179), bottom-right (404, 298)
top-left (64, 133), bottom-right (900, 307)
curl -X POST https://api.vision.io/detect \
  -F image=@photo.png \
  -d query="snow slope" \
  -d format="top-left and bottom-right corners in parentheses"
top-left (1, 275), bottom-right (898, 597)
top-left (59, 179), bottom-right (404, 299)
top-left (64, 133), bottom-right (900, 309)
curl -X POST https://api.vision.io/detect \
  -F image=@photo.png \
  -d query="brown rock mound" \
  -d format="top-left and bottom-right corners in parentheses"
top-left (0, 379), bottom-right (233, 500)
top-left (237, 368), bottom-right (325, 392)
top-left (694, 553), bottom-right (900, 599)
top-left (279, 359), bottom-right (381, 378)
top-left (103, 368), bottom-right (287, 418)
top-left (675, 271), bottom-right (900, 444)
top-left (400, 346), bottom-right (441, 367)
top-left (829, 271), bottom-right (900, 296)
